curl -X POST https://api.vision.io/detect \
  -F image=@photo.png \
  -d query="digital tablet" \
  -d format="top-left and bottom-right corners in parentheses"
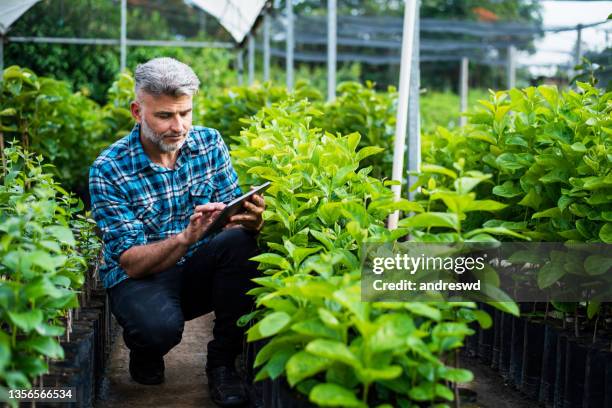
top-left (202, 181), bottom-right (271, 238)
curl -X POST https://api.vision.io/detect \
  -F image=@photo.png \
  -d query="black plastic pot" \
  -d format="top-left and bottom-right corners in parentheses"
top-left (498, 311), bottom-right (513, 381)
top-left (491, 309), bottom-right (502, 370)
top-left (520, 319), bottom-right (545, 399)
top-left (57, 323), bottom-right (95, 407)
top-left (478, 304), bottom-right (495, 365)
top-left (582, 344), bottom-right (607, 408)
top-left (509, 315), bottom-right (525, 388)
top-left (605, 348), bottom-right (612, 408)
top-left (80, 305), bottom-right (104, 397)
top-left (539, 322), bottom-right (560, 407)
top-left (561, 337), bottom-right (588, 408)
top-left (43, 366), bottom-right (83, 408)
top-left (264, 377), bottom-right (316, 408)
top-left (465, 319), bottom-right (480, 358)
top-left (553, 333), bottom-right (568, 408)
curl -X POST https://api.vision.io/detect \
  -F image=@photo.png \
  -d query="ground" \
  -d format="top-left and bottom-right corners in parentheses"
top-left (96, 314), bottom-right (217, 408)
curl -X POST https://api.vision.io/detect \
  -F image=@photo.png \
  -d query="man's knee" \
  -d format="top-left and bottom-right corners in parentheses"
top-left (124, 316), bottom-right (184, 355)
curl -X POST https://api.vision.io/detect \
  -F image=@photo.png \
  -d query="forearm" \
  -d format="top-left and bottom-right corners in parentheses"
top-left (119, 233), bottom-right (190, 279)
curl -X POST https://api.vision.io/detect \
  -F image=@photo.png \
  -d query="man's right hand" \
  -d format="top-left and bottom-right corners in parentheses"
top-left (178, 202), bottom-right (226, 246)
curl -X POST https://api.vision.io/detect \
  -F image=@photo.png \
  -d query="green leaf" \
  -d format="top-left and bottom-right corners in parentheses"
top-left (496, 153), bottom-right (525, 172)
top-left (23, 336), bottom-right (64, 359)
top-left (7, 310), bottom-right (43, 332)
top-left (309, 383), bottom-right (366, 408)
top-left (306, 339), bottom-right (360, 368)
top-left (258, 311), bottom-right (291, 337)
top-left (488, 301), bottom-right (520, 316)
top-left (356, 146), bottom-right (384, 162)
top-left (357, 365), bottom-right (403, 382)
top-left (402, 303), bottom-right (441, 321)
top-left (251, 253), bottom-right (291, 270)
top-left (472, 310), bottom-right (492, 329)
top-left (318, 308), bottom-right (340, 328)
top-left (492, 181), bottom-right (523, 198)
top-left (599, 223), bottom-right (612, 243)
top-left (421, 164), bottom-right (457, 179)
top-left (532, 207), bottom-right (562, 219)
top-left (584, 255), bottom-right (612, 276)
top-left (453, 177), bottom-right (484, 194)
top-left (440, 367), bottom-right (473, 383)
top-left (409, 384), bottom-right (435, 401)
top-left (398, 212), bottom-right (460, 231)
top-left (286, 351), bottom-right (330, 386)
top-left (45, 225), bottom-right (76, 247)
top-left (518, 189), bottom-right (542, 210)
top-left (587, 301), bottom-right (601, 319)
top-left (292, 319), bottom-right (342, 340)
top-left (538, 262), bottom-right (566, 289)
top-left (464, 199), bottom-right (507, 212)
top-left (35, 323), bottom-right (66, 337)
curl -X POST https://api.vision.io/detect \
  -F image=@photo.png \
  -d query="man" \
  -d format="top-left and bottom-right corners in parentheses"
top-left (89, 57), bottom-right (263, 406)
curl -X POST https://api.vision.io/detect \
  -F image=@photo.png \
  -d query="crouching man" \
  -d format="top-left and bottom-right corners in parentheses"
top-left (89, 57), bottom-right (263, 407)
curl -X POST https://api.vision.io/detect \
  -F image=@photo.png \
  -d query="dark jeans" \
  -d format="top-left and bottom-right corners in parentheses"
top-left (108, 228), bottom-right (260, 369)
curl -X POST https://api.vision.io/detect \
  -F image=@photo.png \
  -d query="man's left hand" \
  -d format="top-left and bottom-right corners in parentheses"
top-left (226, 192), bottom-right (265, 232)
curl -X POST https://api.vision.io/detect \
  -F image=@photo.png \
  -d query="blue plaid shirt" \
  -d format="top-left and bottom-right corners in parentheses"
top-left (89, 124), bottom-right (242, 289)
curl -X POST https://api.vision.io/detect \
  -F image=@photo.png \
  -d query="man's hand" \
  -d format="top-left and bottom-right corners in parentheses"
top-left (226, 192), bottom-right (265, 232)
top-left (178, 202), bottom-right (226, 246)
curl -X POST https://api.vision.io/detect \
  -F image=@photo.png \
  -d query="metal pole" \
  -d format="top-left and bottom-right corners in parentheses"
top-left (248, 33), bottom-right (255, 85)
top-left (575, 24), bottom-right (583, 67)
top-left (506, 44), bottom-right (516, 89)
top-left (286, 0), bottom-right (294, 90)
top-left (327, 0), bottom-right (337, 101)
top-left (406, 3), bottom-right (420, 204)
top-left (459, 56), bottom-right (469, 127)
top-left (237, 50), bottom-right (244, 85)
top-left (0, 35), bottom-right (4, 75)
top-left (120, 0), bottom-right (127, 71)
top-left (388, 0), bottom-right (418, 230)
top-left (263, 12), bottom-right (270, 82)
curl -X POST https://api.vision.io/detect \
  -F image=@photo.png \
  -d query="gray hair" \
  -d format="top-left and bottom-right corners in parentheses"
top-left (134, 57), bottom-right (200, 98)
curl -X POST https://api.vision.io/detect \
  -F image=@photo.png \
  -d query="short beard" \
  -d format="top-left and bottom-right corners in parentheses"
top-left (140, 118), bottom-right (188, 153)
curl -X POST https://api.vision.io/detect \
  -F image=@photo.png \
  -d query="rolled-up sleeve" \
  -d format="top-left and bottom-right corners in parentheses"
top-left (89, 165), bottom-right (146, 266)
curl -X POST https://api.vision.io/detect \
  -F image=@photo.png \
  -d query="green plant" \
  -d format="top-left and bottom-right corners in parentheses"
top-left (0, 145), bottom-right (101, 404)
top-left (0, 66), bottom-right (106, 194)
top-left (231, 99), bottom-right (487, 407)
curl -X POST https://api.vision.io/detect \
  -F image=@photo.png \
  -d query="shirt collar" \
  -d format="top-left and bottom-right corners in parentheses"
top-left (128, 124), bottom-right (201, 173)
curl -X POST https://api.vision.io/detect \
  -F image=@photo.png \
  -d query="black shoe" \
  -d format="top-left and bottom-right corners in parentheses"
top-left (129, 351), bottom-right (165, 385)
top-left (206, 365), bottom-right (248, 407)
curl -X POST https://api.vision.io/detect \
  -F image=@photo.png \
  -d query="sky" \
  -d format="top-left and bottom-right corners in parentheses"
top-left (518, 1), bottom-right (612, 75)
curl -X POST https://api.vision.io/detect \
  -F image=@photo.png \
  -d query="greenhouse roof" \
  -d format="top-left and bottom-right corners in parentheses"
top-left (0, 0), bottom-right (40, 35)
top-left (0, 0), bottom-right (267, 44)
top-left (188, 0), bottom-right (267, 43)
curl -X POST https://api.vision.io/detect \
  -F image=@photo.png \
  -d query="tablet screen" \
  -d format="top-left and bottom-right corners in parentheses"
top-left (202, 181), bottom-right (271, 238)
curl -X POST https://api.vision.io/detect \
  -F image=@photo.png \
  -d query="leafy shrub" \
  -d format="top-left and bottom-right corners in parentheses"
top-left (0, 145), bottom-right (100, 403)
top-left (231, 99), bottom-right (486, 407)
top-left (313, 82), bottom-right (397, 180)
top-left (198, 81), bottom-right (322, 140)
top-left (0, 66), bottom-right (106, 194)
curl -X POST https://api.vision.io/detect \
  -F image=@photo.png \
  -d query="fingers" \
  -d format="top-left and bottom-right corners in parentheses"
top-left (248, 193), bottom-right (265, 208)
top-left (195, 202), bottom-right (226, 213)
top-left (229, 213), bottom-right (258, 223)
top-left (243, 199), bottom-right (264, 215)
top-left (189, 212), bottom-right (203, 223)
